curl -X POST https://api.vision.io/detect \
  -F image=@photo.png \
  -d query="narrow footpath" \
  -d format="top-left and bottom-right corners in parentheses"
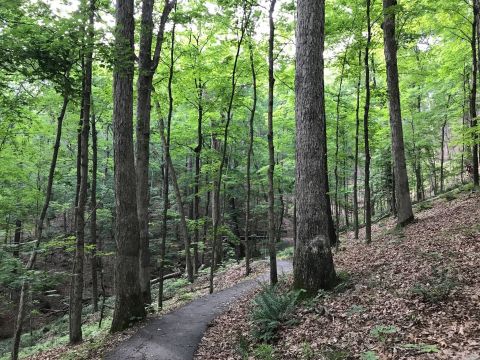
top-left (105, 260), bottom-right (292, 360)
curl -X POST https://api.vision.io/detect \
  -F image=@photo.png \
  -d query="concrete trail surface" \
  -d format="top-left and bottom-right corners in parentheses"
top-left (104, 260), bottom-right (292, 360)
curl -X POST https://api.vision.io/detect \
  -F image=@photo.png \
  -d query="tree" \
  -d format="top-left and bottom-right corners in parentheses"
top-left (267, 0), bottom-right (278, 286)
top-left (69, 0), bottom-right (95, 343)
top-left (364, 0), bottom-right (372, 243)
top-left (136, 0), bottom-right (175, 305)
top-left (110, 0), bottom-right (146, 332)
top-left (382, 0), bottom-right (414, 226)
top-left (294, 0), bottom-right (336, 294)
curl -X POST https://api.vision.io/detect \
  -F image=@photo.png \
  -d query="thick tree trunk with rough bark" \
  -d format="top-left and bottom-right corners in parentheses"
top-left (267, 0), bottom-right (278, 286)
top-left (110, 0), bottom-right (146, 332)
top-left (382, 0), bottom-right (414, 226)
top-left (294, 0), bottom-right (336, 294)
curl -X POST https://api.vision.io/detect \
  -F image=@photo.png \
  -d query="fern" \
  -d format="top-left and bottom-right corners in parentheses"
top-left (251, 284), bottom-right (302, 342)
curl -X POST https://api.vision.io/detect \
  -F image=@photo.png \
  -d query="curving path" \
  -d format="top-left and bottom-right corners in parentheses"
top-left (104, 260), bottom-right (292, 360)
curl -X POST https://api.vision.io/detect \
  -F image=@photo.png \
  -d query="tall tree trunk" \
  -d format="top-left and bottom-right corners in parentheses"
top-left (13, 220), bottom-right (21, 258)
top-left (70, 0), bottom-right (94, 343)
top-left (382, 0), bottom-right (414, 226)
top-left (440, 95), bottom-right (451, 192)
top-left (353, 50), bottom-right (361, 240)
top-left (334, 48), bottom-right (348, 244)
top-left (12, 94), bottom-right (69, 360)
top-left (294, 0), bottom-right (336, 294)
top-left (136, 0), bottom-right (175, 306)
top-left (90, 110), bottom-right (98, 312)
top-left (193, 78), bottom-right (203, 273)
top-left (157, 118), bottom-right (170, 311)
top-left (471, 0), bottom-right (479, 186)
top-left (245, 34), bottom-right (257, 276)
top-left (209, 4), bottom-right (250, 293)
top-left (267, 0), bottom-right (278, 286)
top-left (110, 0), bottom-right (146, 332)
top-left (364, 0), bottom-right (372, 243)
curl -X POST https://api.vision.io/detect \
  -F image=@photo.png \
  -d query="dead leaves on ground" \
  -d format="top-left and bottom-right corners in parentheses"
top-left (195, 192), bottom-right (480, 359)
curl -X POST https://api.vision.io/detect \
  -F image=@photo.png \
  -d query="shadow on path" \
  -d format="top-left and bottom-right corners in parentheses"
top-left (104, 260), bottom-right (292, 360)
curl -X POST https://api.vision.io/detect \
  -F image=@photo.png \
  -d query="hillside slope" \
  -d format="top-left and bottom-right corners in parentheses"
top-left (196, 191), bottom-right (480, 359)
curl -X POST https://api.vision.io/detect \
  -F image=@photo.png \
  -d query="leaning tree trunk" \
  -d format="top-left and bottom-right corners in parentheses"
top-left (136, 0), bottom-right (175, 305)
top-left (364, 0), bottom-right (372, 243)
top-left (294, 0), bottom-right (336, 294)
top-left (110, 0), bottom-right (146, 332)
top-left (193, 78), bottom-right (203, 273)
top-left (11, 94), bottom-right (69, 360)
top-left (267, 0), bottom-right (278, 286)
top-left (382, 0), bottom-right (414, 226)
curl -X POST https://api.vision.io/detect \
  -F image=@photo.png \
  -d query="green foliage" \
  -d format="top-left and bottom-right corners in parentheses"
top-left (253, 343), bottom-right (275, 360)
top-left (251, 284), bottom-right (303, 342)
top-left (416, 201), bottom-right (433, 211)
top-left (370, 325), bottom-right (399, 342)
top-left (360, 351), bottom-right (379, 360)
top-left (301, 342), bottom-right (315, 360)
top-left (399, 343), bottom-right (439, 354)
top-left (411, 269), bottom-right (457, 303)
top-left (320, 346), bottom-right (350, 360)
top-left (276, 246), bottom-right (294, 260)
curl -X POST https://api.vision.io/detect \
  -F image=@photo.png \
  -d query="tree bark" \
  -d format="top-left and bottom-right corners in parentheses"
top-left (471, 0), bottom-right (479, 186)
top-left (245, 33), bottom-right (256, 276)
top-left (364, 0), bottom-right (372, 243)
top-left (440, 95), bottom-right (451, 192)
top-left (110, 0), bottom-right (146, 332)
top-left (353, 50), bottom-right (361, 240)
top-left (69, 0), bottom-right (94, 343)
top-left (136, 0), bottom-right (175, 305)
top-left (90, 110), bottom-right (98, 313)
top-left (334, 48), bottom-right (348, 244)
top-left (382, 0), bottom-right (414, 226)
top-left (267, 0), bottom-right (278, 286)
top-left (294, 0), bottom-right (336, 294)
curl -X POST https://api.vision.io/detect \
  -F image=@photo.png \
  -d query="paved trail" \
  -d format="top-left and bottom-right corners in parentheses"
top-left (105, 260), bottom-right (292, 360)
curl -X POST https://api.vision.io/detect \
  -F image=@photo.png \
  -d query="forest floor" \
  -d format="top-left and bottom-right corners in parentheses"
top-left (196, 189), bottom-right (480, 359)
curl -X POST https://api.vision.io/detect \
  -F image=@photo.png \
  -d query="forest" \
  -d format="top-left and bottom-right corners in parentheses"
top-left (0, 0), bottom-right (479, 359)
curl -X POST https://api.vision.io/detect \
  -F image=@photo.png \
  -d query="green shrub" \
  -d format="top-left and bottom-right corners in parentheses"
top-left (370, 325), bottom-right (398, 342)
top-left (399, 343), bottom-right (439, 354)
top-left (251, 284), bottom-right (303, 342)
top-left (417, 201), bottom-right (433, 211)
top-left (360, 351), bottom-right (379, 360)
top-left (441, 192), bottom-right (457, 202)
top-left (253, 343), bottom-right (275, 360)
top-left (301, 342), bottom-right (315, 360)
top-left (411, 269), bottom-right (457, 303)
top-left (277, 246), bottom-right (294, 260)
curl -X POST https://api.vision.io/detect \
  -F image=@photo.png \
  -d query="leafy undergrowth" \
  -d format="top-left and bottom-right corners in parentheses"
top-left (1, 259), bottom-right (268, 360)
top-left (195, 191), bottom-right (480, 359)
